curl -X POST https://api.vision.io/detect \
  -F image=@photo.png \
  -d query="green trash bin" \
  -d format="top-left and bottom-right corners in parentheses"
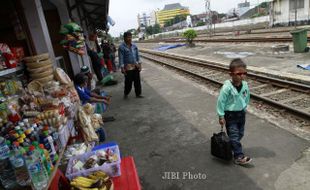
top-left (290, 29), bottom-right (308, 53)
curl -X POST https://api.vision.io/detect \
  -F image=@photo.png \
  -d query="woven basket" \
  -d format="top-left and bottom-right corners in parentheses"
top-left (26, 59), bottom-right (52, 69)
top-left (27, 80), bottom-right (43, 94)
top-left (30, 68), bottom-right (54, 79)
top-left (35, 75), bottom-right (54, 84)
top-left (23, 53), bottom-right (49, 63)
top-left (27, 64), bottom-right (53, 73)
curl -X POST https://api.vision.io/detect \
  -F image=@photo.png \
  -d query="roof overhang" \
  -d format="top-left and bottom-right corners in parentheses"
top-left (66, 0), bottom-right (110, 31)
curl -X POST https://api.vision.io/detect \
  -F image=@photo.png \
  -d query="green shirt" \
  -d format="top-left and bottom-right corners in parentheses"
top-left (216, 80), bottom-right (250, 118)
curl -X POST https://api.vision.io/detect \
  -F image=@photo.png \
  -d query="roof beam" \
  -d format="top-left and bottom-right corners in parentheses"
top-left (81, 1), bottom-right (105, 7)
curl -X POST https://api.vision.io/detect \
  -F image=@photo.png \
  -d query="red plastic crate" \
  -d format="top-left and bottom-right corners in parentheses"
top-left (113, 156), bottom-right (141, 190)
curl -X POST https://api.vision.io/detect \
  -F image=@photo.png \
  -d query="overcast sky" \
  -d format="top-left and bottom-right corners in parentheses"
top-left (109, 0), bottom-right (268, 37)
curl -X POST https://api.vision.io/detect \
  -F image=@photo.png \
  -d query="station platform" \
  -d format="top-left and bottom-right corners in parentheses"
top-left (138, 43), bottom-right (310, 85)
top-left (101, 61), bottom-right (310, 189)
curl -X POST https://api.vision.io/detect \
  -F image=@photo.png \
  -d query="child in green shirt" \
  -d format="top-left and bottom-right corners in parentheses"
top-left (216, 58), bottom-right (252, 165)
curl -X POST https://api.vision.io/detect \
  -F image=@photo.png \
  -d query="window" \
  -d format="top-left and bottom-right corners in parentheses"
top-left (289, 0), bottom-right (304, 10)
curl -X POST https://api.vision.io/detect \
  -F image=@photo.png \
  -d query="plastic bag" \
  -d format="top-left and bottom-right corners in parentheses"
top-left (64, 22), bottom-right (82, 33)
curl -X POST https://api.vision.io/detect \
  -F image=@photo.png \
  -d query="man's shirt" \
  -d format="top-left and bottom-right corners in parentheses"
top-left (118, 42), bottom-right (140, 68)
top-left (76, 85), bottom-right (91, 105)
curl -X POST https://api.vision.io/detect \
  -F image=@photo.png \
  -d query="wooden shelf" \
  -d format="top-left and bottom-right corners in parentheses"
top-left (0, 66), bottom-right (24, 77)
top-left (44, 120), bottom-right (73, 190)
top-left (44, 145), bottom-right (67, 190)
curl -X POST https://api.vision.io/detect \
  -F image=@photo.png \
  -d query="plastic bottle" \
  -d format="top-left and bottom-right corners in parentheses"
top-left (50, 128), bottom-right (61, 151)
top-left (32, 141), bottom-right (50, 176)
top-left (39, 144), bottom-right (54, 176)
top-left (42, 131), bottom-right (58, 164)
top-left (9, 142), bottom-right (31, 186)
top-left (25, 145), bottom-right (48, 190)
top-left (0, 137), bottom-right (17, 189)
top-left (19, 122), bottom-right (27, 131)
top-left (23, 119), bottom-right (30, 128)
top-left (33, 125), bottom-right (41, 142)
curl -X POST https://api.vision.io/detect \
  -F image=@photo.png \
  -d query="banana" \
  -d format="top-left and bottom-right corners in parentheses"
top-left (74, 176), bottom-right (98, 184)
top-left (71, 181), bottom-right (92, 188)
top-left (99, 187), bottom-right (107, 190)
top-left (71, 177), bottom-right (98, 188)
top-left (88, 174), bottom-right (98, 180)
top-left (76, 187), bottom-right (99, 190)
top-left (94, 171), bottom-right (109, 178)
top-left (88, 173), bottom-right (109, 182)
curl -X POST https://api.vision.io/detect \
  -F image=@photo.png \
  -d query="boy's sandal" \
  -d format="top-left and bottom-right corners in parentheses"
top-left (234, 156), bottom-right (252, 165)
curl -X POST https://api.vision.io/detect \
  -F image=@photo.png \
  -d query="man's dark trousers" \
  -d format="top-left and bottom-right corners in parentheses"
top-left (124, 69), bottom-right (141, 96)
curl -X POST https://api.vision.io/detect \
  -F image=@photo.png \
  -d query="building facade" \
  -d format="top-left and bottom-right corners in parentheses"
top-left (137, 12), bottom-right (151, 27)
top-left (150, 11), bottom-right (157, 26)
top-left (272, 0), bottom-right (310, 25)
top-left (156, 3), bottom-right (190, 26)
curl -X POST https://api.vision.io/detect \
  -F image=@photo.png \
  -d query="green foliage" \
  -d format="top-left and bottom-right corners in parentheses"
top-left (196, 21), bottom-right (205, 27)
top-left (218, 13), bottom-right (226, 19)
top-left (260, 2), bottom-right (268, 8)
top-left (146, 24), bottom-right (161, 35)
top-left (182, 29), bottom-right (197, 45)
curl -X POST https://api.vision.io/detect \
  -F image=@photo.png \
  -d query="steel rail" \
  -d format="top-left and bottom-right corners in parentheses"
top-left (141, 52), bottom-right (310, 120)
top-left (140, 49), bottom-right (310, 92)
top-left (139, 36), bottom-right (310, 43)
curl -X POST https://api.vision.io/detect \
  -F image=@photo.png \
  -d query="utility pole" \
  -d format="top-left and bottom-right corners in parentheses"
top-left (205, 0), bottom-right (212, 37)
top-left (294, 0), bottom-right (297, 28)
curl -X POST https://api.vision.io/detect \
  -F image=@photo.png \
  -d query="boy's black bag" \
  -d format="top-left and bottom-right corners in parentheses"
top-left (211, 127), bottom-right (232, 160)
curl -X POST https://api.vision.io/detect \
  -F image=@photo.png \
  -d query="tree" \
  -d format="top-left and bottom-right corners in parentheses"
top-left (146, 25), bottom-right (153, 35)
top-left (196, 21), bottom-right (205, 27)
top-left (183, 29), bottom-right (197, 47)
top-left (153, 24), bottom-right (161, 34)
top-left (164, 20), bottom-right (173, 27)
top-left (145, 24), bottom-right (161, 35)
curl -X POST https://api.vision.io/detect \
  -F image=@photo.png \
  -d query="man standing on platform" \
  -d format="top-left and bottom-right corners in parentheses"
top-left (118, 32), bottom-right (143, 99)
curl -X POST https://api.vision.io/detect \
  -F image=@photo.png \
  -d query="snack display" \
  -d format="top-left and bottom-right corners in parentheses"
top-left (64, 142), bottom-right (95, 161)
top-left (0, 42), bottom-right (138, 189)
top-left (66, 145), bottom-right (121, 179)
top-left (0, 52), bottom-right (80, 189)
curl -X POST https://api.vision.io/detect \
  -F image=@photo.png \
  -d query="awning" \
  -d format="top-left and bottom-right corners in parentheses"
top-left (66, 0), bottom-right (110, 31)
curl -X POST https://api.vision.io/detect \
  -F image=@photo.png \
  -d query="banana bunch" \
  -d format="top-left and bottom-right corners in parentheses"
top-left (70, 171), bottom-right (114, 190)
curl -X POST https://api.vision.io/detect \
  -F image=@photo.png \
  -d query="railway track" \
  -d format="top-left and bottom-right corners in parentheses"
top-left (141, 36), bottom-right (303, 43)
top-left (140, 49), bottom-right (310, 120)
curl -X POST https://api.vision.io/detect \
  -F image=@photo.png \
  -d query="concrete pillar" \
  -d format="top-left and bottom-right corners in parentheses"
top-left (21, 0), bottom-right (55, 62)
top-left (49, 0), bottom-right (92, 76)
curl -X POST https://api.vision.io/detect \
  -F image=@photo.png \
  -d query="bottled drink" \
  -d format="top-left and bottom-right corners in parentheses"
top-left (42, 131), bottom-right (58, 164)
top-left (32, 141), bottom-right (51, 176)
top-left (9, 142), bottom-right (31, 186)
top-left (0, 137), bottom-right (17, 189)
top-left (39, 144), bottom-right (54, 176)
top-left (23, 119), bottom-right (30, 128)
top-left (25, 146), bottom-right (48, 190)
top-left (50, 128), bottom-right (60, 151)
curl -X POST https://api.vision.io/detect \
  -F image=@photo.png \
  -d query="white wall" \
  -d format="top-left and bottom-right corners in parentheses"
top-left (150, 16), bottom-right (270, 39)
top-left (273, 0), bottom-right (310, 24)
